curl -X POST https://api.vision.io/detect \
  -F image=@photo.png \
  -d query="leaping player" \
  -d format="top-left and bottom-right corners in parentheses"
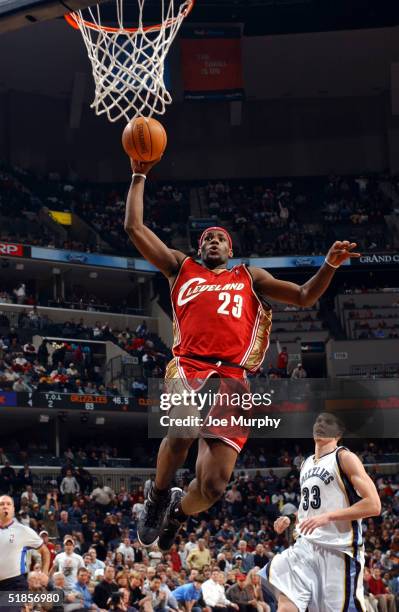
top-left (259, 412), bottom-right (381, 612)
top-left (124, 157), bottom-right (361, 552)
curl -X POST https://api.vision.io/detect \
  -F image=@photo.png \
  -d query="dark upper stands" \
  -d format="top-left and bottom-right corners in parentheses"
top-left (1, 162), bottom-right (398, 258)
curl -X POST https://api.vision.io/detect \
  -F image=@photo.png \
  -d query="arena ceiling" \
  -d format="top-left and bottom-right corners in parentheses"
top-left (1, 0), bottom-right (399, 35)
top-left (173, 0), bottom-right (399, 36)
top-left (1, 21), bottom-right (398, 102)
top-left (0, 0), bottom-right (399, 103)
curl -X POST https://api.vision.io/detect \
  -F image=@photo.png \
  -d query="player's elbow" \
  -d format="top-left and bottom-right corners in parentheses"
top-left (366, 496), bottom-right (382, 517)
top-left (371, 497), bottom-right (382, 516)
top-left (124, 223), bottom-right (143, 239)
top-left (298, 288), bottom-right (316, 308)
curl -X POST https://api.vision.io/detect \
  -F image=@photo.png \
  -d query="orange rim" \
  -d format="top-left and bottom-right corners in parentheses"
top-left (65, 0), bottom-right (194, 33)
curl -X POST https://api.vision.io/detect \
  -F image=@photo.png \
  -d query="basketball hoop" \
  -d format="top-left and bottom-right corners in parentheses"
top-left (65, 0), bottom-right (194, 123)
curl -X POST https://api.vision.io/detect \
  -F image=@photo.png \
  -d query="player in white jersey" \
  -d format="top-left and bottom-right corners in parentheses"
top-left (258, 412), bottom-right (381, 612)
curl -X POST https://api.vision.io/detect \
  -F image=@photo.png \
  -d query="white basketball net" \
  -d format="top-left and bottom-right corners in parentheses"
top-left (67, 0), bottom-right (193, 123)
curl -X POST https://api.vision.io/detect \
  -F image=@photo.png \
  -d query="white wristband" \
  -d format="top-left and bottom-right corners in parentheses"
top-left (132, 173), bottom-right (147, 180)
top-left (325, 258), bottom-right (339, 269)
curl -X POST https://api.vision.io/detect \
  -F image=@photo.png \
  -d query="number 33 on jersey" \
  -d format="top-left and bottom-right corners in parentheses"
top-left (171, 258), bottom-right (272, 372)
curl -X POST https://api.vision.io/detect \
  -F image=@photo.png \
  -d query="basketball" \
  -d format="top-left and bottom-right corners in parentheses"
top-left (122, 116), bottom-right (167, 162)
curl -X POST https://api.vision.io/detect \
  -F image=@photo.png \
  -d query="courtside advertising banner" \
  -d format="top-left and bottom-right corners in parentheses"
top-left (181, 27), bottom-right (244, 100)
top-left (0, 241), bottom-right (29, 257)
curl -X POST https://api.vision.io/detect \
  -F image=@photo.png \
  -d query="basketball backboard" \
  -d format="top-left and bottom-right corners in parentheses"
top-left (0, 0), bottom-right (107, 33)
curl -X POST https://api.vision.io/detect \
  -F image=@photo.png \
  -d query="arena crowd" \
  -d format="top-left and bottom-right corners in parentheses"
top-left (0, 450), bottom-right (397, 612)
top-left (1, 163), bottom-right (397, 259)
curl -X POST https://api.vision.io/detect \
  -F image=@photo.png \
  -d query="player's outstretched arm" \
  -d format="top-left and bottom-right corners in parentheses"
top-left (250, 241), bottom-right (360, 307)
top-left (300, 450), bottom-right (381, 535)
top-left (124, 159), bottom-right (186, 278)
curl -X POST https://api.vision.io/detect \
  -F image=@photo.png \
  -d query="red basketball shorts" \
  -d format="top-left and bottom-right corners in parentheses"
top-left (164, 355), bottom-right (250, 453)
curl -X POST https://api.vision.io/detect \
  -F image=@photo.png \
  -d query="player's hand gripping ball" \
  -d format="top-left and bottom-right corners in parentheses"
top-left (122, 116), bottom-right (167, 162)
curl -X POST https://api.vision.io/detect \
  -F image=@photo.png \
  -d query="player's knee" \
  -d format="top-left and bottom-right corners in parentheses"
top-left (278, 605), bottom-right (297, 612)
top-left (277, 600), bottom-right (298, 612)
top-left (164, 437), bottom-right (192, 455)
top-left (200, 475), bottom-right (227, 503)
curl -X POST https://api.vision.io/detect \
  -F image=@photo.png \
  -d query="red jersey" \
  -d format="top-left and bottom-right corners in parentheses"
top-left (171, 258), bottom-right (272, 372)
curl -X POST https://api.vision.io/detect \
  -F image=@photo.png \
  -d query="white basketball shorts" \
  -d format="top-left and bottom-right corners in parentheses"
top-left (258, 536), bottom-right (365, 612)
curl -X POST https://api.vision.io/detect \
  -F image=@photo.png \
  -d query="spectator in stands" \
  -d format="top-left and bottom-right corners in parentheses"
top-left (60, 468), bottom-right (80, 505)
top-left (90, 480), bottom-right (115, 512)
top-left (128, 572), bottom-right (151, 610)
top-left (275, 340), bottom-right (288, 377)
top-left (68, 499), bottom-right (83, 523)
top-left (52, 572), bottom-right (75, 611)
top-left (21, 484), bottom-right (38, 507)
top-left (91, 532), bottom-right (108, 562)
top-left (136, 320), bottom-right (148, 337)
top-left (87, 547), bottom-right (106, 573)
top-left (132, 494), bottom-right (145, 519)
top-left (144, 574), bottom-right (171, 612)
top-left (117, 537), bottom-right (135, 563)
top-left (244, 571), bottom-right (270, 612)
top-left (225, 485), bottom-right (243, 519)
top-left (13, 283), bottom-right (26, 304)
top-left (70, 566), bottom-right (99, 610)
top-left (57, 511), bottom-right (76, 541)
top-left (226, 574), bottom-right (258, 612)
top-left (202, 570), bottom-right (239, 611)
top-left (290, 363), bottom-right (307, 379)
top-left (23, 342), bottom-right (37, 362)
top-left (42, 508), bottom-right (59, 541)
top-left (368, 568), bottom-right (396, 612)
top-left (103, 514), bottom-right (121, 548)
top-left (28, 306), bottom-right (42, 329)
top-left (0, 461), bottom-right (16, 493)
top-left (389, 574), bottom-right (399, 608)
top-left (253, 545), bottom-right (270, 569)
top-left (234, 541), bottom-right (254, 574)
top-left (51, 535), bottom-right (85, 589)
top-left (37, 339), bottom-right (49, 366)
top-left (93, 565), bottom-right (118, 609)
top-left (27, 571), bottom-right (52, 610)
top-left (186, 539), bottom-right (211, 572)
top-left (39, 530), bottom-right (56, 569)
top-left (363, 572), bottom-right (380, 612)
top-left (17, 463), bottom-right (33, 490)
top-left (171, 577), bottom-right (204, 612)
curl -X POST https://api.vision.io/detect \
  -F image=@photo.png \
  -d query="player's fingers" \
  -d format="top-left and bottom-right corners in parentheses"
top-left (299, 519), bottom-right (313, 532)
top-left (348, 252), bottom-right (361, 258)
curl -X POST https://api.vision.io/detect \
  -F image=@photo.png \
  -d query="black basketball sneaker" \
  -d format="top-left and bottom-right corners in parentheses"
top-left (158, 487), bottom-right (185, 552)
top-left (137, 482), bottom-right (171, 547)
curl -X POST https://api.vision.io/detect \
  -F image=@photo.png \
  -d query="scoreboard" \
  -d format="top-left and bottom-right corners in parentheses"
top-left (0, 391), bottom-right (138, 412)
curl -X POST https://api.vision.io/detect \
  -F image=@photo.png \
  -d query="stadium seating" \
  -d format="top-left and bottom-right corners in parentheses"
top-left (1, 162), bottom-right (398, 258)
